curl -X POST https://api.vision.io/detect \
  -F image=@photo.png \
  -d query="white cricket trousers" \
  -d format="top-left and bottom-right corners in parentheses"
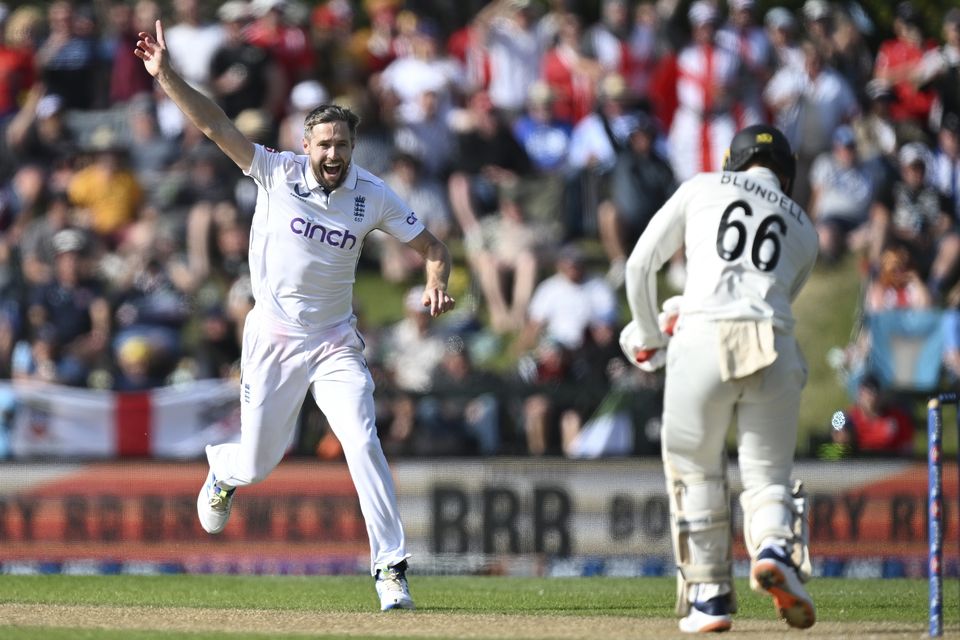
top-left (206, 306), bottom-right (408, 575)
top-left (661, 318), bottom-right (807, 560)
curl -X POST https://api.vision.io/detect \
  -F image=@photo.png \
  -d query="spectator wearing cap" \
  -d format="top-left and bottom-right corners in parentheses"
top-left (24, 228), bottom-right (110, 386)
top-left (514, 243), bottom-right (618, 355)
top-left (380, 285), bottom-right (448, 395)
top-left (665, 0), bottom-right (743, 182)
top-left (34, 1), bottom-right (97, 110)
top-left (801, 0), bottom-right (834, 60)
top-left (914, 8), bottom-right (960, 132)
top-left (717, 0), bottom-right (775, 126)
top-left (866, 141), bottom-right (960, 301)
top-left (833, 373), bottom-right (916, 456)
top-left (873, 1), bottom-right (937, 129)
top-left (4, 86), bottom-right (78, 173)
top-left (597, 111), bottom-right (675, 288)
top-left (854, 79), bottom-right (899, 178)
top-left (209, 0), bottom-right (285, 120)
top-left (67, 126), bottom-right (144, 245)
top-left (931, 113), bottom-right (960, 221)
top-left (763, 38), bottom-right (859, 209)
top-left (764, 6), bottom-right (802, 72)
top-left (807, 124), bottom-right (876, 263)
top-left (278, 79), bottom-right (328, 152)
top-left (566, 73), bottom-right (645, 237)
top-left (472, 0), bottom-right (541, 121)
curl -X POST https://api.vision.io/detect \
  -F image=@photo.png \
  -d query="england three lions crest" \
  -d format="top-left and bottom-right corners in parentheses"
top-left (353, 195), bottom-right (366, 222)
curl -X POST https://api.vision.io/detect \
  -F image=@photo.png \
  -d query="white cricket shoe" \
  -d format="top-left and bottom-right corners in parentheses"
top-left (375, 560), bottom-right (415, 611)
top-left (679, 595), bottom-right (733, 633)
top-left (197, 469), bottom-right (235, 534)
top-left (751, 547), bottom-right (816, 629)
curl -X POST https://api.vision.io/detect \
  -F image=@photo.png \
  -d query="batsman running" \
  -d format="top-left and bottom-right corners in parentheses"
top-left (136, 21), bottom-right (455, 611)
top-left (621, 124), bottom-right (818, 632)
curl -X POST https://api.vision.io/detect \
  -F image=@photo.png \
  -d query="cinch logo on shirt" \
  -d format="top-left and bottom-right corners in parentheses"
top-left (290, 217), bottom-right (358, 250)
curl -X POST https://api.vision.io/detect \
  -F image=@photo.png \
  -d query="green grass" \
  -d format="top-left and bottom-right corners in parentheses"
top-left (0, 574), bottom-right (957, 639)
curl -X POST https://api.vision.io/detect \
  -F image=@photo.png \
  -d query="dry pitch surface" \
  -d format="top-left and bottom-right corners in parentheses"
top-left (0, 603), bottom-right (930, 639)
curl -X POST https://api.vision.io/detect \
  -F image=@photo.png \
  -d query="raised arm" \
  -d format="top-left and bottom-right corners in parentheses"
top-left (406, 228), bottom-right (456, 317)
top-left (135, 20), bottom-right (254, 171)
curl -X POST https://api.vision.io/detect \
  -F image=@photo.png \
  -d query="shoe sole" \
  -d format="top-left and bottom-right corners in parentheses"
top-left (752, 560), bottom-right (816, 629)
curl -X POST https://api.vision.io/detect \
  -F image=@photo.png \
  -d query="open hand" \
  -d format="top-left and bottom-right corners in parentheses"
top-left (134, 19), bottom-right (168, 78)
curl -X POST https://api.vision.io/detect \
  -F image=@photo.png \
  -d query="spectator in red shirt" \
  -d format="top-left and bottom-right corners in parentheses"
top-left (833, 374), bottom-right (915, 455)
top-left (873, 1), bottom-right (937, 128)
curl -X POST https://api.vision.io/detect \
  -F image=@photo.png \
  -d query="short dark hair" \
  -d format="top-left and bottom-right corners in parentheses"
top-left (303, 104), bottom-right (360, 141)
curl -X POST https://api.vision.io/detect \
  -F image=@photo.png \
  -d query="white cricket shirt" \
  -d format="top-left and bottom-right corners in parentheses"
top-left (625, 167), bottom-right (819, 349)
top-left (244, 144), bottom-right (425, 330)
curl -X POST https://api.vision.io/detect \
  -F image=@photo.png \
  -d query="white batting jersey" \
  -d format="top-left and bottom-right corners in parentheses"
top-left (244, 144), bottom-right (425, 329)
top-left (625, 166), bottom-right (818, 349)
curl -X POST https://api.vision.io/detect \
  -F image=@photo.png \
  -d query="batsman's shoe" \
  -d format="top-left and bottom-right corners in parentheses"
top-left (197, 469), bottom-right (235, 534)
top-left (752, 547), bottom-right (816, 629)
top-left (679, 595), bottom-right (733, 633)
top-left (375, 560), bottom-right (415, 611)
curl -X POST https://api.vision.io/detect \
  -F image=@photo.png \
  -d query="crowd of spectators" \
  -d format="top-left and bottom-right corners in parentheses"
top-left (1, 0), bottom-right (960, 458)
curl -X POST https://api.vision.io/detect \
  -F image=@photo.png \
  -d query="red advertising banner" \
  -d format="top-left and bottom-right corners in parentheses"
top-left (0, 459), bottom-right (954, 577)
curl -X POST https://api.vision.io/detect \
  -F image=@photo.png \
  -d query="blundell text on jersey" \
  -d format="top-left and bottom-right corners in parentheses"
top-left (719, 172), bottom-right (805, 224)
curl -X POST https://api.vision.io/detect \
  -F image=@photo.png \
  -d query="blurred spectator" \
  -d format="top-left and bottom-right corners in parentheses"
top-left (472, 0), bottom-right (541, 121)
top-left (625, 1), bottom-right (666, 102)
top-left (863, 245), bottom-right (933, 313)
top-left (514, 243), bottom-right (618, 354)
top-left (187, 304), bottom-right (241, 380)
top-left (716, 0), bottom-right (775, 126)
top-left (113, 335), bottom-right (165, 391)
top-left (19, 191), bottom-right (73, 287)
top-left (11, 322), bottom-right (61, 384)
top-left (376, 152), bottom-right (452, 283)
top-left (831, 374), bottom-right (915, 456)
top-left (517, 336), bottom-right (575, 455)
top-left (447, 90), bottom-right (533, 243)
top-left (468, 183), bottom-right (541, 334)
top-left (347, 0), bottom-right (402, 78)
top-left (67, 127), bottom-right (144, 246)
top-left (380, 285), bottom-right (447, 394)
top-left (375, 15), bottom-right (462, 127)
top-left (427, 337), bottom-right (504, 455)
top-left (931, 113), bottom-right (960, 221)
top-left (278, 79), bottom-right (328, 152)
top-left (566, 73), bottom-right (641, 239)
top-left (541, 12), bottom-right (602, 127)
top-left (583, 0), bottom-right (633, 82)
top-left (391, 88), bottom-right (456, 179)
top-left (853, 79), bottom-right (899, 184)
top-left (164, 0), bottom-right (224, 94)
top-left (666, 1), bottom-right (742, 183)
top-left (830, 6), bottom-right (875, 107)
top-left (915, 8), bottom-right (960, 131)
top-left (764, 6), bottom-right (802, 72)
top-left (800, 0), bottom-right (835, 64)
top-left (873, 1), bottom-right (936, 133)
top-left (104, 0), bottom-right (158, 106)
top-left (764, 40), bottom-right (859, 209)
top-left (125, 95), bottom-right (179, 197)
top-left (24, 228), bottom-right (110, 386)
top-left (0, 3), bottom-right (35, 121)
top-left (246, 0), bottom-right (315, 100)
top-left (4, 87), bottom-right (78, 178)
top-left (807, 125), bottom-right (876, 264)
top-left (597, 111), bottom-right (675, 288)
top-left (866, 142), bottom-right (960, 301)
top-left (210, 1), bottom-right (285, 120)
top-left (35, 1), bottom-right (97, 110)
